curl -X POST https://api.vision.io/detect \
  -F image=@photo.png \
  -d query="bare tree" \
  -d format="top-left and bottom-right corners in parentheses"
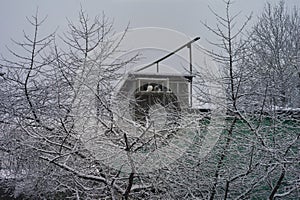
top-left (197, 1), bottom-right (300, 199)
top-left (239, 1), bottom-right (300, 199)
top-left (0, 8), bottom-right (134, 199)
top-left (247, 1), bottom-right (300, 108)
top-left (198, 0), bottom-right (255, 199)
top-left (0, 9), bottom-right (58, 198)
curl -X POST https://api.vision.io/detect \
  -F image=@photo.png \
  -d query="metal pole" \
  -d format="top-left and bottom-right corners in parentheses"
top-left (188, 44), bottom-right (193, 107)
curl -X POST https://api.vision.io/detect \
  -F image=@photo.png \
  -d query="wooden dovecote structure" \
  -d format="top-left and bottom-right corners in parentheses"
top-left (117, 37), bottom-right (200, 125)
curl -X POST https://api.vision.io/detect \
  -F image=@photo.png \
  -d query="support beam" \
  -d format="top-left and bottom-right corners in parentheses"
top-left (135, 37), bottom-right (200, 72)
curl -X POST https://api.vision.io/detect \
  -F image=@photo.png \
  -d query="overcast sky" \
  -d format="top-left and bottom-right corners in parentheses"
top-left (1, 0), bottom-right (300, 55)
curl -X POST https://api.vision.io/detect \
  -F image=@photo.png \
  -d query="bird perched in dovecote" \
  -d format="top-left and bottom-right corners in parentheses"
top-left (154, 85), bottom-right (161, 91)
top-left (146, 84), bottom-right (153, 92)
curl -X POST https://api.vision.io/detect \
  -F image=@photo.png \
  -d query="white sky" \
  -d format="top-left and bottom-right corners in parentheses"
top-left (0, 0), bottom-right (300, 56)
